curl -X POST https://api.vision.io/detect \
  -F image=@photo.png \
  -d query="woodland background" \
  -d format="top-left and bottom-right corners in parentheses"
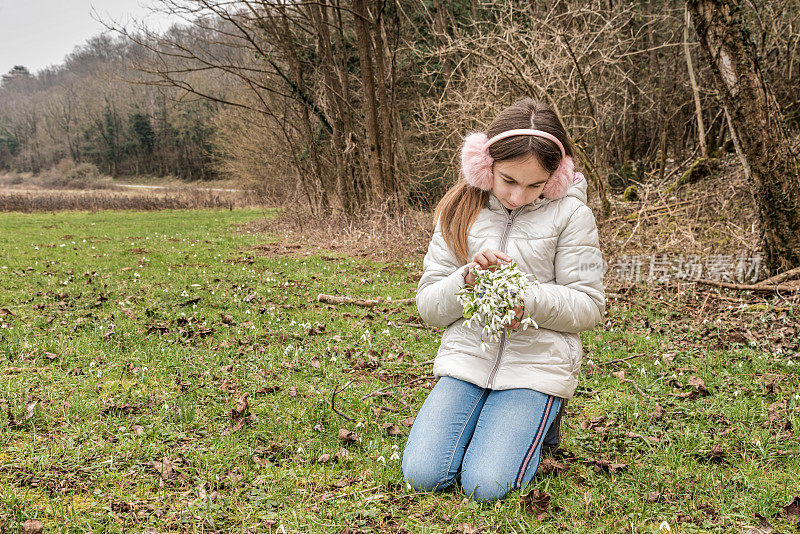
top-left (1, 0), bottom-right (798, 214)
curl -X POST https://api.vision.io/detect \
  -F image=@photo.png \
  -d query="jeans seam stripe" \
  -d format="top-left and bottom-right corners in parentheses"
top-left (442, 388), bottom-right (486, 488)
top-left (514, 396), bottom-right (555, 488)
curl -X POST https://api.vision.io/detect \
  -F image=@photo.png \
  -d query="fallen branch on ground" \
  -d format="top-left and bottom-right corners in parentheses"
top-left (695, 279), bottom-right (800, 292)
top-left (360, 376), bottom-right (434, 400)
top-left (755, 266), bottom-right (800, 287)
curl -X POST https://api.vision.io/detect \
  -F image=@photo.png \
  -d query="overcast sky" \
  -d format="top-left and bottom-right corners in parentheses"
top-left (0, 0), bottom-right (186, 75)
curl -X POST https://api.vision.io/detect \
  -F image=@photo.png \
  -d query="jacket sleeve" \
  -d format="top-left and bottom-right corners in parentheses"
top-left (522, 204), bottom-right (606, 333)
top-left (416, 220), bottom-right (471, 328)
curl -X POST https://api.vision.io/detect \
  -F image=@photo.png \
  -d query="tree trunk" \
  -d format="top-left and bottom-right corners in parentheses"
top-left (370, 0), bottom-right (401, 215)
top-left (687, 0), bottom-right (800, 274)
top-left (352, 0), bottom-right (386, 204)
top-left (684, 7), bottom-right (707, 158)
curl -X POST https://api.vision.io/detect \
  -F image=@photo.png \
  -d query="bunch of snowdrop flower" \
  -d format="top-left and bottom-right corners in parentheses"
top-left (456, 260), bottom-right (539, 351)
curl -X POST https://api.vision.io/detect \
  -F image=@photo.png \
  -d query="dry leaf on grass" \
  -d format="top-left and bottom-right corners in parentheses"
top-left (22, 519), bottom-right (43, 534)
top-left (782, 496), bottom-right (799, 524)
top-left (537, 457), bottom-right (568, 475)
top-left (585, 458), bottom-right (627, 474)
top-left (748, 513), bottom-right (777, 534)
top-left (521, 488), bottom-right (557, 520)
top-left (150, 457), bottom-right (175, 480)
top-left (338, 428), bottom-right (359, 442)
top-left (101, 404), bottom-right (140, 416)
top-left (381, 422), bottom-right (402, 436)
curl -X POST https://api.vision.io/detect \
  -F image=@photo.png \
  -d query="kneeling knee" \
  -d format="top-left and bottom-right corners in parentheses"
top-left (460, 469), bottom-right (512, 502)
top-left (401, 453), bottom-right (453, 492)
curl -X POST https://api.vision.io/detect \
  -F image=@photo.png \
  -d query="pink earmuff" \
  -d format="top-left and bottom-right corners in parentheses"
top-left (460, 128), bottom-right (580, 200)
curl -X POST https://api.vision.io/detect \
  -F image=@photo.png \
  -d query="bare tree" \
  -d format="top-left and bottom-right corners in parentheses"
top-left (688, 0), bottom-right (800, 273)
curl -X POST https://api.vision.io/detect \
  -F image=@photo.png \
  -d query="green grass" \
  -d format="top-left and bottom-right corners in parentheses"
top-left (0, 208), bottom-right (798, 533)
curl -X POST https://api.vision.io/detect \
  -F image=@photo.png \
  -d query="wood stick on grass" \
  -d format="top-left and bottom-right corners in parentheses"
top-left (330, 379), bottom-right (357, 422)
top-left (695, 279), bottom-right (800, 292)
top-left (755, 266), bottom-right (800, 287)
top-left (361, 376), bottom-right (434, 400)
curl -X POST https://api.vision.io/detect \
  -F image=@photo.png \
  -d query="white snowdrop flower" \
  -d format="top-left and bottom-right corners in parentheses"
top-left (655, 359), bottom-right (661, 366)
top-left (639, 366), bottom-right (646, 375)
top-left (738, 361), bottom-right (743, 368)
top-left (377, 456), bottom-right (386, 464)
top-left (734, 390), bottom-right (740, 397)
top-left (330, 356), bottom-right (337, 362)
top-left (355, 421), bottom-right (364, 428)
top-left (406, 482), bottom-right (412, 491)
top-left (297, 446), bottom-right (305, 454)
top-left (390, 452), bottom-right (400, 461)
top-left (134, 272), bottom-right (140, 278)
top-left (794, 394), bottom-right (800, 401)
top-left (658, 521), bottom-right (671, 532)
top-left (391, 444), bottom-right (398, 450)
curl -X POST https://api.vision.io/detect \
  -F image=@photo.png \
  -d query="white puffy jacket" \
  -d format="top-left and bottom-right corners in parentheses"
top-left (416, 175), bottom-right (606, 399)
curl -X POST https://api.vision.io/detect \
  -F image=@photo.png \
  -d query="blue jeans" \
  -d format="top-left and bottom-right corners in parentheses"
top-left (401, 376), bottom-right (562, 502)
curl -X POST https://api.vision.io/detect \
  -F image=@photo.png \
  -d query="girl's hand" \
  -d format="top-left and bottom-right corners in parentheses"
top-left (464, 249), bottom-right (513, 287)
top-left (505, 304), bottom-right (524, 330)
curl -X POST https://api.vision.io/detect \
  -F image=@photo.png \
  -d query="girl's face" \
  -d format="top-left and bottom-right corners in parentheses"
top-left (491, 155), bottom-right (550, 211)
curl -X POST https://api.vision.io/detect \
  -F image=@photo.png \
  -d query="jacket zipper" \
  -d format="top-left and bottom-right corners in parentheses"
top-left (486, 206), bottom-right (521, 389)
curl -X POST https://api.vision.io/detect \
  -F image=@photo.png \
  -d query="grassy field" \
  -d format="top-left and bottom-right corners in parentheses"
top-left (1, 208), bottom-right (798, 533)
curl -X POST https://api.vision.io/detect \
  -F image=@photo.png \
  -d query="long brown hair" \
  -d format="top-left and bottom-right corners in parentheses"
top-left (434, 98), bottom-right (575, 264)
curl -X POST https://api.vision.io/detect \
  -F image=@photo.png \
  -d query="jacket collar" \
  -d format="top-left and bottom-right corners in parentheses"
top-left (486, 191), bottom-right (551, 216)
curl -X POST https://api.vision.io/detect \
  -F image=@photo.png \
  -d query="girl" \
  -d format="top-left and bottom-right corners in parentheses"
top-left (402, 98), bottom-right (606, 502)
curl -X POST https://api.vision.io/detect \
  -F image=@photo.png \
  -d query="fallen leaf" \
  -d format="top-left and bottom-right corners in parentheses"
top-left (521, 488), bottom-right (551, 519)
top-left (255, 385), bottom-right (280, 395)
top-left (382, 422), bottom-right (402, 436)
top-left (651, 403), bottom-right (665, 420)
top-left (612, 370), bottom-right (625, 379)
top-left (101, 404), bottom-right (140, 416)
top-left (231, 393), bottom-right (250, 420)
top-left (44, 352), bottom-right (57, 361)
top-left (456, 524), bottom-right (480, 534)
top-left (536, 457), bottom-right (567, 475)
top-left (338, 428), bottom-right (359, 442)
top-left (151, 458), bottom-right (175, 480)
top-left (585, 458), bottom-right (627, 474)
top-left (677, 375), bottom-right (710, 399)
top-left (333, 478), bottom-right (349, 488)
top-left (308, 322), bottom-right (326, 335)
top-left (580, 414), bottom-right (607, 431)
top-left (748, 513), bottom-right (775, 534)
top-left (0, 308), bottom-right (13, 316)
top-left (783, 496), bottom-right (799, 524)
top-left (289, 386), bottom-right (298, 397)
top-left (310, 358), bottom-right (321, 369)
top-left (400, 416), bottom-right (415, 427)
top-left (317, 453), bottom-right (331, 463)
top-left (22, 519), bottom-right (43, 534)
top-left (646, 491), bottom-right (661, 502)
top-left (334, 448), bottom-right (351, 461)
